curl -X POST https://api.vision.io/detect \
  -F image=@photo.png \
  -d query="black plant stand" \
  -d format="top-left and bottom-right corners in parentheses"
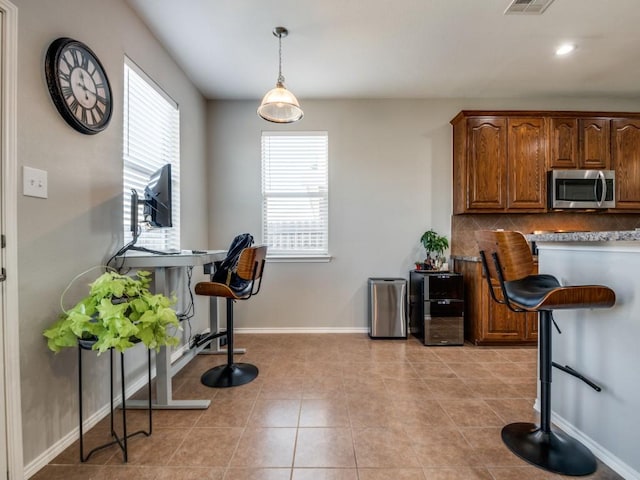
top-left (78, 342), bottom-right (152, 462)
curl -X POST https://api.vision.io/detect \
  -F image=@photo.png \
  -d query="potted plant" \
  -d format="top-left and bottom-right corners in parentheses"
top-left (43, 270), bottom-right (181, 354)
top-left (420, 229), bottom-right (449, 270)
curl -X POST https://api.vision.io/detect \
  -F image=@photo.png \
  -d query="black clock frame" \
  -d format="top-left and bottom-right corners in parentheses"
top-left (45, 37), bottom-right (113, 135)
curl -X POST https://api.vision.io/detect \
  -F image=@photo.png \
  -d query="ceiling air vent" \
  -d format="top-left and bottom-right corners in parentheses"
top-left (504, 0), bottom-right (555, 14)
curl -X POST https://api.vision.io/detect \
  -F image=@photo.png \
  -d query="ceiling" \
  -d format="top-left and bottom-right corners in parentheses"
top-left (126, 0), bottom-right (640, 101)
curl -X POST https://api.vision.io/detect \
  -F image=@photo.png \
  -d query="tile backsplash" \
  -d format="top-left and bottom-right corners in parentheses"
top-left (451, 213), bottom-right (640, 257)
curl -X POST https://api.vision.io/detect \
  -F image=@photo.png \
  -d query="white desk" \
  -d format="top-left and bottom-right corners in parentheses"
top-left (117, 249), bottom-right (226, 409)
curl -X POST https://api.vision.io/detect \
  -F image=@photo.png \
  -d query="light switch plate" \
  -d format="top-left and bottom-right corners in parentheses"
top-left (23, 166), bottom-right (48, 198)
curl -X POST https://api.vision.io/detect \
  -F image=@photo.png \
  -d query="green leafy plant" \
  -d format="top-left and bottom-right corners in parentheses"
top-left (420, 229), bottom-right (449, 262)
top-left (43, 271), bottom-right (181, 354)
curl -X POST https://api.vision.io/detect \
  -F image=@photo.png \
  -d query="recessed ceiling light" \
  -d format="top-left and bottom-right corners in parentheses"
top-left (555, 43), bottom-right (576, 56)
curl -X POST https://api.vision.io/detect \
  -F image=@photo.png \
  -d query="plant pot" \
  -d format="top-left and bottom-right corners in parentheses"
top-left (78, 334), bottom-right (142, 351)
top-left (78, 336), bottom-right (99, 350)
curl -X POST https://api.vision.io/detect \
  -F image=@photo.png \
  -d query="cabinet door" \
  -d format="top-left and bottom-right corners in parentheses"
top-left (549, 117), bottom-right (578, 169)
top-left (579, 118), bottom-right (610, 169)
top-left (481, 282), bottom-right (526, 342)
top-left (454, 259), bottom-right (537, 345)
top-left (452, 118), bottom-right (467, 214)
top-left (612, 118), bottom-right (640, 209)
top-left (507, 117), bottom-right (547, 210)
top-left (467, 117), bottom-right (507, 210)
top-left (523, 312), bottom-right (538, 341)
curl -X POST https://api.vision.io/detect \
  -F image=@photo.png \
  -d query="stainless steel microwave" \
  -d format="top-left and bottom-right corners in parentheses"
top-left (548, 170), bottom-right (615, 209)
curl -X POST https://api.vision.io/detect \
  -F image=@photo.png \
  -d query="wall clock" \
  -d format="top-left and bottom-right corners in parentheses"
top-left (45, 37), bottom-right (113, 135)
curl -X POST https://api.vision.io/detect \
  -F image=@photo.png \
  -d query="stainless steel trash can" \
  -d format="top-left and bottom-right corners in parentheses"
top-left (368, 278), bottom-right (407, 338)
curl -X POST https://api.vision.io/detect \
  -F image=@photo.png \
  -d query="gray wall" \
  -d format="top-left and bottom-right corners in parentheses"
top-left (207, 97), bottom-right (640, 331)
top-left (14, 0), bottom-right (210, 468)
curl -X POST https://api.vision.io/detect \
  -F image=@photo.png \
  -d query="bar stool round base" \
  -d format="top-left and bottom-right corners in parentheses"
top-left (201, 363), bottom-right (259, 388)
top-left (502, 422), bottom-right (596, 476)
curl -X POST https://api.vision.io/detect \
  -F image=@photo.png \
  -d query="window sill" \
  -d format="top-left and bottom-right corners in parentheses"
top-left (266, 255), bottom-right (332, 263)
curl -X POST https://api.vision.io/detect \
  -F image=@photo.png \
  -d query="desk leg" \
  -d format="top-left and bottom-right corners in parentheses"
top-left (128, 266), bottom-right (210, 410)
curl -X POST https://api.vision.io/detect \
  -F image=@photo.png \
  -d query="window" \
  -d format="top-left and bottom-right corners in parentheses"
top-left (261, 131), bottom-right (329, 258)
top-left (123, 59), bottom-right (180, 251)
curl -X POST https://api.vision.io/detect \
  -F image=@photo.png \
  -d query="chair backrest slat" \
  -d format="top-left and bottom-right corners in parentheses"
top-left (236, 246), bottom-right (267, 281)
top-left (475, 230), bottom-right (534, 282)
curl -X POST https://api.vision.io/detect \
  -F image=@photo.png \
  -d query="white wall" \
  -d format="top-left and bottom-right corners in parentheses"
top-left (538, 242), bottom-right (640, 478)
top-left (13, 0), bottom-right (210, 468)
top-left (207, 97), bottom-right (640, 331)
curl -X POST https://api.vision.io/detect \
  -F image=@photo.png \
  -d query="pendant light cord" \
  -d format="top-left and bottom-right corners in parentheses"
top-left (277, 32), bottom-right (285, 85)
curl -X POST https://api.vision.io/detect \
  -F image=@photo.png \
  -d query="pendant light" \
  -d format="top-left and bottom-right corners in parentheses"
top-left (257, 26), bottom-right (303, 123)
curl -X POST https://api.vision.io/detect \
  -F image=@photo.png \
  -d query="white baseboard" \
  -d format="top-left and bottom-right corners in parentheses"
top-left (550, 411), bottom-right (639, 480)
top-left (533, 400), bottom-right (639, 479)
top-left (235, 327), bottom-right (369, 334)
top-left (23, 372), bottom-right (150, 479)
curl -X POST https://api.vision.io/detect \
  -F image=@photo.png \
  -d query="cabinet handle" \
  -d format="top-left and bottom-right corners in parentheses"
top-left (596, 170), bottom-right (606, 207)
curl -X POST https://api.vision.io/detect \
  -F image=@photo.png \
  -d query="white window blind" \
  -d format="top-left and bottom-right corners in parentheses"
top-left (261, 131), bottom-right (329, 257)
top-left (123, 59), bottom-right (180, 251)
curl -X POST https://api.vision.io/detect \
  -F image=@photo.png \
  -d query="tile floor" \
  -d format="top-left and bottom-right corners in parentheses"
top-left (34, 334), bottom-right (622, 480)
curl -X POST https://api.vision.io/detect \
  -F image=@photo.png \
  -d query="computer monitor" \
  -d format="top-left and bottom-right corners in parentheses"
top-left (143, 163), bottom-right (173, 228)
top-left (128, 163), bottom-right (173, 249)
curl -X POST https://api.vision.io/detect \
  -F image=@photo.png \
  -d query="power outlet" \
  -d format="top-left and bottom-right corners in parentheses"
top-left (23, 166), bottom-right (48, 198)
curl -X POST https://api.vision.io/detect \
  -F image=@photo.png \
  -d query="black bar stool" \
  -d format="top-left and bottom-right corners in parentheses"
top-left (476, 230), bottom-right (615, 476)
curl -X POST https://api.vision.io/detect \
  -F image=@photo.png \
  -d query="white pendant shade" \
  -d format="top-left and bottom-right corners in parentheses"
top-left (258, 26), bottom-right (303, 124)
top-left (257, 82), bottom-right (304, 123)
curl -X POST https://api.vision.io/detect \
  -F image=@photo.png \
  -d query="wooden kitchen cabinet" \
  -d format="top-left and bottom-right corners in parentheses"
top-left (452, 112), bottom-right (546, 213)
top-left (581, 118), bottom-right (611, 169)
top-left (466, 117), bottom-right (507, 210)
top-left (454, 259), bottom-right (537, 346)
top-left (612, 118), bottom-right (640, 210)
top-left (549, 117), bottom-right (610, 169)
top-left (524, 311), bottom-right (538, 341)
top-left (507, 117), bottom-right (547, 209)
top-left (549, 117), bottom-right (578, 169)
top-left (453, 110), bottom-right (640, 214)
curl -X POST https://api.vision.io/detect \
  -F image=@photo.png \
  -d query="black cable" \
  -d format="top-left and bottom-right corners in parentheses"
top-left (177, 266), bottom-right (195, 321)
top-left (106, 223), bottom-right (182, 274)
top-left (127, 246), bottom-right (180, 255)
top-left (106, 224), bottom-right (143, 273)
top-left (107, 222), bottom-right (198, 344)
top-left (176, 266), bottom-right (196, 348)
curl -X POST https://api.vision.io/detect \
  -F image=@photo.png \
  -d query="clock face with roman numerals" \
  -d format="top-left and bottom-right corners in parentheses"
top-left (45, 38), bottom-right (112, 135)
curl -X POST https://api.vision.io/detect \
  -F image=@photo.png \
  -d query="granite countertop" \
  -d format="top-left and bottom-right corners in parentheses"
top-left (526, 229), bottom-right (640, 243)
top-left (451, 253), bottom-right (539, 263)
top-left (450, 254), bottom-right (480, 262)
top-left (452, 230), bottom-right (640, 262)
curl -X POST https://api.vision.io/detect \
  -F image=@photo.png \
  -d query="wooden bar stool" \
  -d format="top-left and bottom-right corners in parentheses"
top-left (475, 230), bottom-right (615, 476)
top-left (194, 245), bottom-right (267, 388)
